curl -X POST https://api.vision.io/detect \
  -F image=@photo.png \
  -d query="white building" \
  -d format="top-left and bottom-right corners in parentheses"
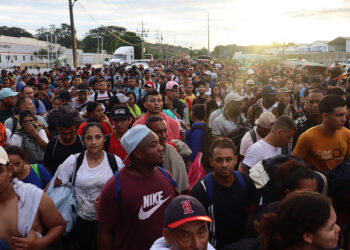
top-left (0, 35), bottom-right (113, 69)
top-left (296, 44), bottom-right (311, 53)
top-left (0, 35), bottom-right (68, 69)
top-left (310, 41), bottom-right (329, 52)
top-left (328, 37), bottom-right (350, 52)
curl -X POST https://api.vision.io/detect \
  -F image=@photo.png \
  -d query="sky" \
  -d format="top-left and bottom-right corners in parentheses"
top-left (1, 0), bottom-right (350, 50)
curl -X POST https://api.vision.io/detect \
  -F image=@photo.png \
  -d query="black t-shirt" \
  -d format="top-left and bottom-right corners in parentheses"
top-left (292, 112), bottom-right (320, 148)
top-left (162, 97), bottom-right (184, 119)
top-left (43, 135), bottom-right (85, 174)
top-left (191, 173), bottom-right (258, 249)
top-left (193, 96), bottom-right (207, 105)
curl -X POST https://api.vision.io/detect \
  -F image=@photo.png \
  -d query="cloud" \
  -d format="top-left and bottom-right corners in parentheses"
top-left (1, 0), bottom-right (350, 49)
top-left (290, 8), bottom-right (350, 18)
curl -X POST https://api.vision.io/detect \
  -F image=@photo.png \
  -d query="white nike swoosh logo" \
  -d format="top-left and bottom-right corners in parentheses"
top-left (138, 196), bottom-right (170, 220)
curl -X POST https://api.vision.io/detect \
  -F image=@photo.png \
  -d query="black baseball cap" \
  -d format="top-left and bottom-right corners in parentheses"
top-left (77, 83), bottom-right (89, 92)
top-left (111, 106), bottom-right (132, 119)
top-left (261, 84), bottom-right (278, 95)
top-left (164, 195), bottom-right (212, 229)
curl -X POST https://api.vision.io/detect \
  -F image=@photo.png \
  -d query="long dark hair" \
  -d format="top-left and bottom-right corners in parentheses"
top-left (255, 191), bottom-right (331, 250)
top-left (210, 84), bottom-right (223, 100)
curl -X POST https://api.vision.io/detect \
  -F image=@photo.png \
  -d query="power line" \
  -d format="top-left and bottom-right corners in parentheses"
top-left (77, 1), bottom-right (139, 46)
top-left (137, 21), bottom-right (149, 59)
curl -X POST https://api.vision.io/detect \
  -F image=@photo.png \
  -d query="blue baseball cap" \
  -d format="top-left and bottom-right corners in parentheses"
top-left (0, 88), bottom-right (18, 100)
top-left (121, 124), bottom-right (151, 162)
top-left (165, 195), bottom-right (212, 228)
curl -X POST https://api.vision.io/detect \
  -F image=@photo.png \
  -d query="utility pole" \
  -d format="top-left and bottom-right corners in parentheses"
top-left (208, 13), bottom-right (210, 56)
top-left (97, 37), bottom-right (100, 53)
top-left (55, 35), bottom-right (57, 60)
top-left (50, 34), bottom-right (53, 61)
top-left (161, 34), bottom-right (164, 59)
top-left (101, 36), bottom-right (103, 54)
top-left (46, 34), bottom-right (49, 67)
top-left (137, 21), bottom-right (149, 59)
top-left (68, 0), bottom-right (78, 68)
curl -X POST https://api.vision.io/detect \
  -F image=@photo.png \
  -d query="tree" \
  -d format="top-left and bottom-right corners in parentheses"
top-left (0, 26), bottom-right (33, 38)
top-left (80, 26), bottom-right (127, 54)
top-left (116, 32), bottom-right (142, 59)
top-left (33, 49), bottom-right (48, 56)
top-left (35, 24), bottom-right (73, 48)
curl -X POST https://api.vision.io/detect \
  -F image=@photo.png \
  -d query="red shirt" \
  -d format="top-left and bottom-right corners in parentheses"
top-left (76, 121), bottom-right (112, 136)
top-left (134, 112), bottom-right (181, 141)
top-left (107, 133), bottom-right (129, 165)
top-left (98, 167), bottom-right (175, 250)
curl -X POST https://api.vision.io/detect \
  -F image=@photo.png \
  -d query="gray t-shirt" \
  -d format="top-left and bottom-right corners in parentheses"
top-left (211, 113), bottom-right (247, 137)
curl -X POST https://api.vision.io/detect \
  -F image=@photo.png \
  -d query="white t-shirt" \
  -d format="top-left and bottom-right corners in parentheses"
top-left (243, 139), bottom-right (281, 168)
top-left (72, 97), bottom-right (90, 112)
top-left (9, 129), bottom-right (49, 147)
top-left (57, 151), bottom-right (124, 221)
top-left (240, 126), bottom-right (263, 156)
top-left (89, 91), bottom-right (110, 103)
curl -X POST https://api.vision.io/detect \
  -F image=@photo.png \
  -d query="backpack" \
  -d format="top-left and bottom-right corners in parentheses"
top-left (51, 135), bottom-right (84, 159)
top-left (230, 121), bottom-right (253, 165)
top-left (31, 163), bottom-right (43, 184)
top-left (250, 155), bottom-right (325, 205)
top-left (72, 151), bottom-right (119, 185)
top-left (200, 171), bottom-right (248, 247)
top-left (189, 123), bottom-right (214, 173)
top-left (249, 128), bottom-right (257, 144)
top-left (113, 166), bottom-right (177, 201)
top-left (76, 101), bottom-right (91, 112)
top-left (94, 91), bottom-right (112, 104)
top-left (104, 134), bottom-right (111, 152)
top-left (251, 103), bottom-right (261, 123)
top-left (33, 98), bottom-right (40, 110)
top-left (19, 133), bottom-right (45, 164)
top-left (201, 171), bottom-right (247, 205)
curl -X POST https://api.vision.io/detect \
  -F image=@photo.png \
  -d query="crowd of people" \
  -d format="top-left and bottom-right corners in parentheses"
top-left (0, 58), bottom-right (349, 250)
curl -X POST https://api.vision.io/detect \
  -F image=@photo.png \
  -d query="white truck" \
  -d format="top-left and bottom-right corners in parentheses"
top-left (109, 46), bottom-right (134, 66)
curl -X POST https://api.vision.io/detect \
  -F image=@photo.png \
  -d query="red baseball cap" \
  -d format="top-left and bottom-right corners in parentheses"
top-left (144, 81), bottom-right (155, 88)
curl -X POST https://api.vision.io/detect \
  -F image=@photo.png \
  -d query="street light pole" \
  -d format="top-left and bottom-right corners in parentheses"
top-left (101, 36), bottom-right (103, 54)
top-left (68, 0), bottom-right (78, 68)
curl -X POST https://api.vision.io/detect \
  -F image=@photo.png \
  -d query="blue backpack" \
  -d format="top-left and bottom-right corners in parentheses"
top-left (113, 166), bottom-right (178, 200)
top-left (202, 171), bottom-right (247, 204)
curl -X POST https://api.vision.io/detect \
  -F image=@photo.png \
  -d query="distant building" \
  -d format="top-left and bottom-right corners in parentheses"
top-left (296, 44), bottom-right (311, 53)
top-left (310, 41), bottom-right (329, 52)
top-left (328, 37), bottom-right (350, 52)
top-left (0, 35), bottom-right (111, 69)
top-left (0, 35), bottom-right (66, 68)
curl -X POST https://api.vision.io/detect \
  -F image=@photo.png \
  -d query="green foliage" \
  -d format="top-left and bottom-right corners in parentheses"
top-left (146, 43), bottom-right (190, 59)
top-left (80, 26), bottom-right (127, 54)
top-left (116, 32), bottom-right (142, 58)
top-left (0, 26), bottom-right (34, 38)
top-left (35, 24), bottom-right (73, 48)
top-left (33, 49), bottom-right (48, 56)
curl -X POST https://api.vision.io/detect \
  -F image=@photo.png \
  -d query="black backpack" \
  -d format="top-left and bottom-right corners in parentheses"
top-left (230, 122), bottom-right (253, 155)
top-left (104, 134), bottom-right (111, 152)
top-left (94, 91), bottom-right (113, 104)
top-left (72, 151), bottom-right (119, 185)
top-left (189, 123), bottom-right (214, 173)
